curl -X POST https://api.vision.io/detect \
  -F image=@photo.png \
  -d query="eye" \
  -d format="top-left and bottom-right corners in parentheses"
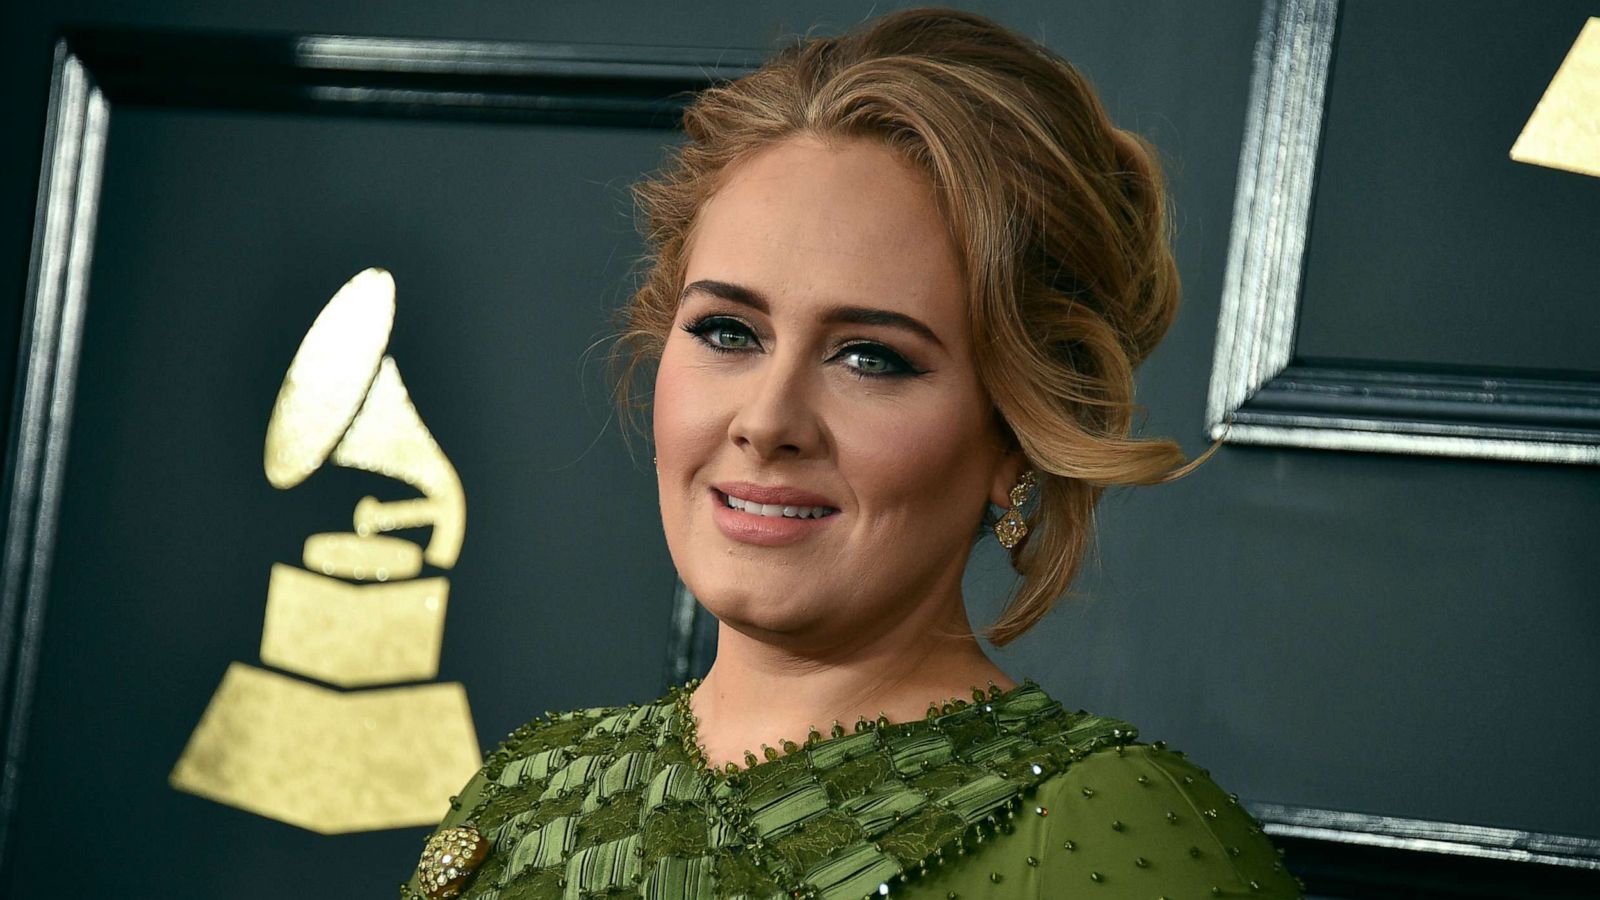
top-left (683, 315), bottom-right (759, 353)
top-left (834, 343), bottom-right (919, 378)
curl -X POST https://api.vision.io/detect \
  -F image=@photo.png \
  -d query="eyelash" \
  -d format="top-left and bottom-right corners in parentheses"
top-left (681, 315), bottom-right (923, 379)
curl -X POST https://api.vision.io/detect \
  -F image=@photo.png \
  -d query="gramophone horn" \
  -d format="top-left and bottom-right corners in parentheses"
top-left (264, 267), bottom-right (393, 489)
top-left (263, 267), bottom-right (465, 569)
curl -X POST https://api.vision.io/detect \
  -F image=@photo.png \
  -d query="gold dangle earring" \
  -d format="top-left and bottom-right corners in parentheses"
top-left (994, 470), bottom-right (1036, 550)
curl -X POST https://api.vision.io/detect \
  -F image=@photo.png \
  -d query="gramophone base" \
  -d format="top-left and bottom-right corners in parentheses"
top-left (170, 662), bottom-right (480, 834)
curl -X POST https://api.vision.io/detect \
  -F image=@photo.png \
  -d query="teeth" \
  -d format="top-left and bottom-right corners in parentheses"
top-left (724, 492), bottom-right (835, 519)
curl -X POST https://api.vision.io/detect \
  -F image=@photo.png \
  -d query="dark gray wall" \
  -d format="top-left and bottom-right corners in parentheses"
top-left (2, 2), bottom-right (1595, 898)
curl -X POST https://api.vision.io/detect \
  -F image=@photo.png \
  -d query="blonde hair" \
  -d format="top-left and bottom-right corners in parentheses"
top-left (615, 7), bottom-right (1220, 645)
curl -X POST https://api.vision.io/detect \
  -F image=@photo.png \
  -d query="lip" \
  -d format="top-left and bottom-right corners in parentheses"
top-left (712, 481), bottom-right (838, 509)
top-left (709, 482), bottom-right (841, 547)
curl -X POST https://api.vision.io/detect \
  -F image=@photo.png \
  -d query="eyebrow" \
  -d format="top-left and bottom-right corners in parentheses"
top-left (679, 279), bottom-right (945, 349)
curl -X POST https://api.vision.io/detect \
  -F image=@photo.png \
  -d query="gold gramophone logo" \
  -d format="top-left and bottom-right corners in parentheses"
top-left (170, 268), bottom-right (481, 834)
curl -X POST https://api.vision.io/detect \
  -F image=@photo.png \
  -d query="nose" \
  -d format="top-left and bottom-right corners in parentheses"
top-left (726, 349), bottom-right (826, 461)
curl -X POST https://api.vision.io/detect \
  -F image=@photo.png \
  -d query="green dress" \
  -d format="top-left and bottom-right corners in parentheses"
top-left (402, 680), bottom-right (1303, 899)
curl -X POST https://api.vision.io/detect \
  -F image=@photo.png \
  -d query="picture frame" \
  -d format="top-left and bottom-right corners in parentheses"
top-left (1207, 0), bottom-right (1600, 466)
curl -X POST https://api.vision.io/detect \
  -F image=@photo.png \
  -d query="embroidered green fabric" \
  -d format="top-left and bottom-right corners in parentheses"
top-left (401, 680), bottom-right (1302, 899)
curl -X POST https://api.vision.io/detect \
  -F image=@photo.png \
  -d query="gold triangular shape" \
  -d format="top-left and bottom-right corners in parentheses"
top-left (1511, 18), bottom-right (1600, 178)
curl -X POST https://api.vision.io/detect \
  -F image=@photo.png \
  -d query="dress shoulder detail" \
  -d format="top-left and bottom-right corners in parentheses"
top-left (1029, 743), bottom-right (1303, 898)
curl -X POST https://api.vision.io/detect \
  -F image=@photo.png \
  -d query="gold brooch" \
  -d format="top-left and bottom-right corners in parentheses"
top-left (416, 824), bottom-right (488, 900)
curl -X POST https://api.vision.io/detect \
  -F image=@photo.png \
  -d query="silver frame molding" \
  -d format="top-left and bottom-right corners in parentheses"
top-left (0, 43), bottom-right (108, 862)
top-left (1207, 0), bottom-right (1600, 465)
top-left (665, 578), bottom-right (724, 689)
top-left (1255, 803), bottom-right (1600, 872)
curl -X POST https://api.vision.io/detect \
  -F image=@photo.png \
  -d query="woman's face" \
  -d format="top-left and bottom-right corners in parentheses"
top-left (653, 134), bottom-right (1023, 649)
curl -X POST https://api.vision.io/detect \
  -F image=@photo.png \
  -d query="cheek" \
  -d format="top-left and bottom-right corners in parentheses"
top-left (836, 388), bottom-right (995, 522)
top-left (652, 340), bottom-right (726, 478)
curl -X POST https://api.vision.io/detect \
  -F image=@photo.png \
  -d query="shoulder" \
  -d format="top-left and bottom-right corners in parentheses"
top-left (400, 696), bottom-right (674, 899)
top-left (458, 700), bottom-right (661, 811)
top-left (1029, 741), bottom-right (1303, 898)
top-left (485, 699), bottom-right (666, 771)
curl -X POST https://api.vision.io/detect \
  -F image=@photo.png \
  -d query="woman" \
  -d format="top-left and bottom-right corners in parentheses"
top-left (405, 7), bottom-right (1300, 899)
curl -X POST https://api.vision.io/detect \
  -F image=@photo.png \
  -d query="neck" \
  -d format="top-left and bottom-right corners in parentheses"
top-left (687, 594), bottom-right (1016, 770)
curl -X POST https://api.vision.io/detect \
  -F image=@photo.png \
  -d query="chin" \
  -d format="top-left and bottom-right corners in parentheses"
top-left (690, 581), bottom-right (829, 638)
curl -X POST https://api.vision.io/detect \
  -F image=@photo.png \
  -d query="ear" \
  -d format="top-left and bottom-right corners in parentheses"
top-left (988, 449), bottom-right (1030, 509)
